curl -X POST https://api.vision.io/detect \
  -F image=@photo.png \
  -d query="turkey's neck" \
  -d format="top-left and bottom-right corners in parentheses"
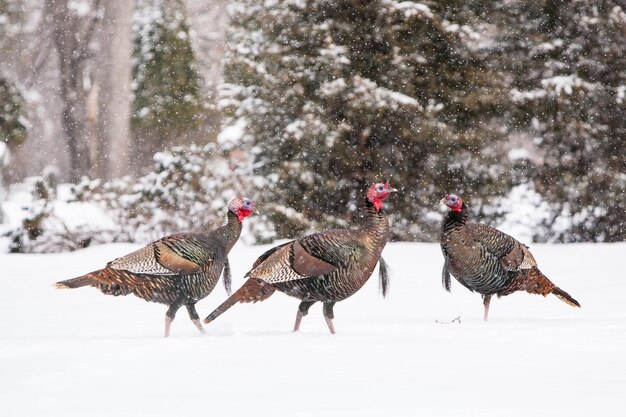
top-left (362, 198), bottom-right (390, 251)
top-left (221, 211), bottom-right (243, 251)
top-left (442, 203), bottom-right (470, 235)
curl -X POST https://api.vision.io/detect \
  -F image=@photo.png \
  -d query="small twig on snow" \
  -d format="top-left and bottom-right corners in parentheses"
top-left (435, 315), bottom-right (462, 324)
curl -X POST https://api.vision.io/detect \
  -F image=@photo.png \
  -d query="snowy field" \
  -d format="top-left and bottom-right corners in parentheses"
top-left (1, 241), bottom-right (625, 416)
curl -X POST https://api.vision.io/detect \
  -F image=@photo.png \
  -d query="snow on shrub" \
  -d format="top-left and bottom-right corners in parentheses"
top-left (5, 144), bottom-right (257, 253)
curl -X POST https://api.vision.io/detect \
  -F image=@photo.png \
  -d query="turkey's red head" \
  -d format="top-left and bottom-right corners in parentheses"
top-left (367, 181), bottom-right (398, 211)
top-left (442, 194), bottom-right (463, 212)
top-left (229, 197), bottom-right (256, 222)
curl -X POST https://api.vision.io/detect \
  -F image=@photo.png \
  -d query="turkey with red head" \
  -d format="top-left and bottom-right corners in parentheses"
top-left (55, 197), bottom-right (255, 337)
top-left (440, 194), bottom-right (580, 320)
top-left (204, 182), bottom-right (397, 334)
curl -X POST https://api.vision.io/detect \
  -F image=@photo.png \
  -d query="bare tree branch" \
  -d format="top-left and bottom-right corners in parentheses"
top-left (24, 35), bottom-right (52, 89)
top-left (75, 0), bottom-right (103, 62)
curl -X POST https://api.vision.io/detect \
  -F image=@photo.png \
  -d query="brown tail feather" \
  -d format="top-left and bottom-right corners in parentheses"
top-left (552, 286), bottom-right (581, 308)
top-left (501, 268), bottom-right (581, 309)
top-left (55, 275), bottom-right (95, 289)
top-left (203, 278), bottom-right (275, 324)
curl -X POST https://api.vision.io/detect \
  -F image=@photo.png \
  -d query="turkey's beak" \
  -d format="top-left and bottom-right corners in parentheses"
top-left (440, 197), bottom-right (447, 205)
top-left (387, 187), bottom-right (398, 193)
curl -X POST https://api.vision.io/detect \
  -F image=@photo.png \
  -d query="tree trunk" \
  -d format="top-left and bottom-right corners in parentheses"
top-left (94, 0), bottom-right (133, 179)
top-left (47, 0), bottom-right (98, 183)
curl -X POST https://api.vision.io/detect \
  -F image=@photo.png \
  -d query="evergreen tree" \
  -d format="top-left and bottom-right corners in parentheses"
top-left (0, 77), bottom-right (25, 223)
top-left (0, 0), bottom-right (27, 223)
top-left (132, 0), bottom-right (203, 169)
top-left (498, 1), bottom-right (626, 241)
top-left (0, 0), bottom-right (27, 148)
top-left (0, 78), bottom-right (26, 147)
top-left (220, 0), bottom-right (510, 240)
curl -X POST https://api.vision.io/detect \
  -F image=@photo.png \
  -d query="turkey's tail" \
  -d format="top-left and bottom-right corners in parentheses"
top-left (55, 275), bottom-right (95, 289)
top-left (552, 286), bottom-right (581, 308)
top-left (204, 278), bottom-right (275, 324)
top-left (503, 267), bottom-right (581, 308)
top-left (55, 269), bottom-right (135, 297)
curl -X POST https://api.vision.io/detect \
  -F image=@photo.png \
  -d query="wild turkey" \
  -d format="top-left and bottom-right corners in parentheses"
top-left (203, 182), bottom-right (397, 334)
top-left (440, 194), bottom-right (580, 320)
top-left (55, 197), bottom-right (255, 337)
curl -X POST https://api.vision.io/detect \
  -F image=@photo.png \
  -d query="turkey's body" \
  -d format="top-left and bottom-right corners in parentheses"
top-left (259, 204), bottom-right (389, 302)
top-left (56, 211), bottom-right (243, 336)
top-left (440, 200), bottom-right (580, 320)
top-left (204, 197), bottom-right (392, 333)
top-left (442, 214), bottom-right (517, 295)
top-left (92, 231), bottom-right (236, 303)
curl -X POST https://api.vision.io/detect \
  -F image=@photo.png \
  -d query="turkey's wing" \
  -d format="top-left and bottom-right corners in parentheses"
top-left (294, 230), bottom-right (364, 272)
top-left (291, 239), bottom-right (338, 277)
top-left (468, 224), bottom-right (536, 271)
top-left (247, 230), bottom-right (363, 283)
top-left (107, 241), bottom-right (203, 275)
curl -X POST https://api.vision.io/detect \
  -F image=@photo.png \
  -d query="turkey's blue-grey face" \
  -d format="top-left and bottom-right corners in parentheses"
top-left (242, 198), bottom-right (254, 210)
top-left (367, 181), bottom-right (398, 210)
top-left (229, 197), bottom-right (256, 221)
top-left (442, 194), bottom-right (463, 212)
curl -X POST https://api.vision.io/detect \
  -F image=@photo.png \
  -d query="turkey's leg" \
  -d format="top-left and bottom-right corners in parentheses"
top-left (482, 294), bottom-right (492, 322)
top-left (323, 302), bottom-right (336, 335)
top-left (186, 303), bottom-right (206, 334)
top-left (164, 300), bottom-right (183, 338)
top-left (293, 301), bottom-right (316, 332)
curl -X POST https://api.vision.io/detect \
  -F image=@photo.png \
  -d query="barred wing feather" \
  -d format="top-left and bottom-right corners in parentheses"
top-left (107, 241), bottom-right (203, 276)
top-left (468, 224), bottom-right (536, 271)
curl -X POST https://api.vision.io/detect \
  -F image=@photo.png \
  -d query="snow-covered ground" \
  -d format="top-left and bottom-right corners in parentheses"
top-left (1, 241), bottom-right (624, 416)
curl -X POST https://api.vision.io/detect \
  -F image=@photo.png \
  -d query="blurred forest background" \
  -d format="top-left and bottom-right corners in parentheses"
top-left (0, 0), bottom-right (624, 252)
